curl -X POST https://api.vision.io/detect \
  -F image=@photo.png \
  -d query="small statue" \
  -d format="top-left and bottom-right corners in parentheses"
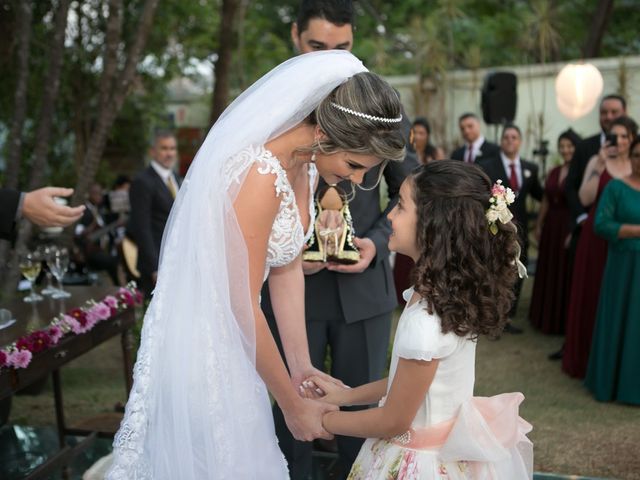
top-left (303, 185), bottom-right (360, 264)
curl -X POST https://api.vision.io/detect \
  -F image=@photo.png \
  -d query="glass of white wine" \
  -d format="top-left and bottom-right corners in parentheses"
top-left (19, 251), bottom-right (44, 303)
top-left (47, 246), bottom-right (71, 299)
top-left (36, 244), bottom-right (58, 296)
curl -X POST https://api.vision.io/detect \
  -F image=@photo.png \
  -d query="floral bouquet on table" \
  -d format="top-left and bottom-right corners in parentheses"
top-left (0, 282), bottom-right (143, 371)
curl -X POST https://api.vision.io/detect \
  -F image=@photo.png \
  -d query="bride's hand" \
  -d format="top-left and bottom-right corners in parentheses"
top-left (283, 398), bottom-right (337, 441)
top-left (302, 375), bottom-right (349, 406)
top-left (291, 365), bottom-right (347, 399)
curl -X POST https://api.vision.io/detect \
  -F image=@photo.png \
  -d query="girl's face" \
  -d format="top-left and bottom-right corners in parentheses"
top-left (558, 138), bottom-right (575, 164)
top-left (610, 124), bottom-right (632, 157)
top-left (412, 125), bottom-right (428, 149)
top-left (387, 179), bottom-right (419, 260)
top-left (315, 150), bottom-right (382, 186)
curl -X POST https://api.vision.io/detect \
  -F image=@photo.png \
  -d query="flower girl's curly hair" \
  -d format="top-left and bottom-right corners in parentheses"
top-left (410, 160), bottom-right (519, 339)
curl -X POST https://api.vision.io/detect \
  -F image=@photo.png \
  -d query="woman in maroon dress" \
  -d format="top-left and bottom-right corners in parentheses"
top-left (530, 130), bottom-right (581, 334)
top-left (563, 116), bottom-right (637, 378)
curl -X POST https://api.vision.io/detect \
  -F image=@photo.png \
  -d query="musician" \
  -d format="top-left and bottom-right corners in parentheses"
top-left (74, 182), bottom-right (121, 285)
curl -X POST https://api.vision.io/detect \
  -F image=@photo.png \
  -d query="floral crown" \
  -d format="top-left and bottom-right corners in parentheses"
top-left (486, 180), bottom-right (515, 235)
top-left (486, 180), bottom-right (528, 279)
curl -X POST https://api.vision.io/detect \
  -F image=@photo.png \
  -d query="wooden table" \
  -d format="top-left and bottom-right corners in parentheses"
top-left (0, 286), bottom-right (136, 479)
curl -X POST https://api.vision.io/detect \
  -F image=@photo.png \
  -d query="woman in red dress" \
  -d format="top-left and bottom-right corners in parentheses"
top-left (563, 116), bottom-right (637, 378)
top-left (529, 130), bottom-right (581, 334)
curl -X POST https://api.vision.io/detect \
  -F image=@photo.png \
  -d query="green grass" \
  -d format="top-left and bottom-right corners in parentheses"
top-left (7, 278), bottom-right (640, 479)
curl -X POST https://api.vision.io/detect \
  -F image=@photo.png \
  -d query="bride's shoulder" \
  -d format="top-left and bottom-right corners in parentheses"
top-left (225, 145), bottom-right (284, 186)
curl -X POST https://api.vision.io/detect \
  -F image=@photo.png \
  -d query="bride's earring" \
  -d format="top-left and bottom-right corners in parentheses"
top-left (310, 150), bottom-right (317, 163)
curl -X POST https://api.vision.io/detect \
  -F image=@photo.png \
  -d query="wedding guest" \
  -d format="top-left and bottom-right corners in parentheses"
top-left (451, 112), bottom-right (499, 164)
top-left (393, 117), bottom-right (446, 304)
top-left (75, 183), bottom-right (120, 285)
top-left (563, 116), bottom-right (636, 378)
top-left (565, 95), bottom-right (626, 254)
top-left (529, 129), bottom-right (581, 335)
top-left (411, 117), bottom-right (444, 164)
top-left (585, 137), bottom-right (640, 405)
top-left (477, 124), bottom-right (543, 333)
top-left (0, 187), bottom-right (84, 240)
top-left (127, 130), bottom-right (181, 296)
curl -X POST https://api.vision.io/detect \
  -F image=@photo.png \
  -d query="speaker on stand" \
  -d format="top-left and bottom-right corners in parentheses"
top-left (481, 71), bottom-right (517, 143)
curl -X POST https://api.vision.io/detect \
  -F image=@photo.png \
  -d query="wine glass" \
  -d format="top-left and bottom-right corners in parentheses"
top-left (36, 244), bottom-right (58, 296)
top-left (47, 247), bottom-right (71, 299)
top-left (19, 251), bottom-right (44, 303)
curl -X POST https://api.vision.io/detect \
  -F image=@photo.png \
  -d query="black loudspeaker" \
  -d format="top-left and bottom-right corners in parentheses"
top-left (481, 72), bottom-right (517, 125)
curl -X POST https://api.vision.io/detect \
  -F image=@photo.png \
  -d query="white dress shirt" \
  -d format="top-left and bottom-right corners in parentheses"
top-left (151, 160), bottom-right (179, 194)
top-left (500, 151), bottom-right (523, 189)
top-left (465, 135), bottom-right (487, 163)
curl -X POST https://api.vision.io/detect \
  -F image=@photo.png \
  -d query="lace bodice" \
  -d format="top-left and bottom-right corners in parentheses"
top-left (225, 145), bottom-right (317, 275)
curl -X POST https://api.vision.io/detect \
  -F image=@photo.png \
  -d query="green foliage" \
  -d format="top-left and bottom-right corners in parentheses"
top-left (1, 0), bottom-right (636, 190)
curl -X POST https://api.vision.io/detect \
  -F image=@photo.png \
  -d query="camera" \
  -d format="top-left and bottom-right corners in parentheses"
top-left (605, 133), bottom-right (618, 147)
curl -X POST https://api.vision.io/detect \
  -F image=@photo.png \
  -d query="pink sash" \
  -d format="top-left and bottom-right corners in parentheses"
top-left (391, 392), bottom-right (533, 474)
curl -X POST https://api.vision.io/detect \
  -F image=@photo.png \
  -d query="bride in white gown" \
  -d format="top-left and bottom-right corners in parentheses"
top-left (105, 51), bottom-right (405, 479)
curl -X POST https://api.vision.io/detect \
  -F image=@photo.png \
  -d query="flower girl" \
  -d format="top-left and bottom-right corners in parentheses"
top-left (308, 160), bottom-right (533, 479)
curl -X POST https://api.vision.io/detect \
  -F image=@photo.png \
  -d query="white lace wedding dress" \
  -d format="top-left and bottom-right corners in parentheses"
top-left (82, 50), bottom-right (367, 480)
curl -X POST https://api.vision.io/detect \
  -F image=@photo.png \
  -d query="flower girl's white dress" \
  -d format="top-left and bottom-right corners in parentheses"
top-left (347, 288), bottom-right (533, 479)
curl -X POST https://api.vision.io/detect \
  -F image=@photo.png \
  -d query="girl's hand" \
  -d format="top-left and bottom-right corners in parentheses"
top-left (303, 375), bottom-right (350, 406)
top-left (291, 365), bottom-right (347, 399)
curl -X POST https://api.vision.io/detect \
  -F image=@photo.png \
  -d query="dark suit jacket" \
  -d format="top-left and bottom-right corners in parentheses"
top-left (0, 188), bottom-right (21, 241)
top-left (477, 155), bottom-right (543, 243)
top-left (451, 140), bottom-right (500, 163)
top-left (126, 166), bottom-right (181, 281)
top-left (565, 133), bottom-right (601, 230)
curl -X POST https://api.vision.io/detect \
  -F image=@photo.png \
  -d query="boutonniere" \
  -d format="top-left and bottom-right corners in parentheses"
top-left (523, 169), bottom-right (531, 179)
top-left (476, 151), bottom-right (483, 157)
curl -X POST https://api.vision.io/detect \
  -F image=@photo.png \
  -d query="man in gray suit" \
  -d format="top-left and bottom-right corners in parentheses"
top-left (261, 1), bottom-right (417, 478)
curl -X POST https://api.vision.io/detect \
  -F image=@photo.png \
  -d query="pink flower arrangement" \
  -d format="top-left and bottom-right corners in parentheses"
top-left (48, 325), bottom-right (63, 344)
top-left (0, 283), bottom-right (142, 371)
top-left (26, 331), bottom-right (52, 353)
top-left (117, 287), bottom-right (135, 307)
top-left (103, 295), bottom-right (119, 314)
top-left (8, 350), bottom-right (32, 369)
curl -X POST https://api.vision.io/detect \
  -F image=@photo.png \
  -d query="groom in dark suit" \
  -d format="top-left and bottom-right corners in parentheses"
top-left (477, 124), bottom-right (543, 328)
top-left (451, 113), bottom-right (500, 163)
top-left (127, 130), bottom-right (181, 296)
top-left (262, 1), bottom-right (417, 478)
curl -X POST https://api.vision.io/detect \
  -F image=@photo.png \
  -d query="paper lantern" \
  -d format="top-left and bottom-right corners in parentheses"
top-left (555, 63), bottom-right (604, 120)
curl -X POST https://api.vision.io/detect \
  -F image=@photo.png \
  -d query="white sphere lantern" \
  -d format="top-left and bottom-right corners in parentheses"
top-left (555, 63), bottom-right (604, 120)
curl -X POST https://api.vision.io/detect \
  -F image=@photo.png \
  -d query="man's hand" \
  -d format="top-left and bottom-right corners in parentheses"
top-left (326, 237), bottom-right (376, 274)
top-left (22, 187), bottom-right (85, 227)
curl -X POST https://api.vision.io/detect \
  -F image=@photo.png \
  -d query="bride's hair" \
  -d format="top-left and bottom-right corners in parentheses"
top-left (310, 72), bottom-right (406, 163)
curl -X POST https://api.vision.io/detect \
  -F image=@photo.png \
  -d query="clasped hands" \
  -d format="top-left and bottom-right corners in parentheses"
top-left (283, 365), bottom-right (348, 442)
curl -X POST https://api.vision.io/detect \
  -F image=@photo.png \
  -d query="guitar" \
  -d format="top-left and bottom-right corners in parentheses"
top-left (120, 236), bottom-right (140, 279)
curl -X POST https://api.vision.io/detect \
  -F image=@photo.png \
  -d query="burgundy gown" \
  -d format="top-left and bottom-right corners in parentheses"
top-left (529, 166), bottom-right (571, 334)
top-left (562, 169), bottom-right (611, 378)
top-left (393, 253), bottom-right (414, 305)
